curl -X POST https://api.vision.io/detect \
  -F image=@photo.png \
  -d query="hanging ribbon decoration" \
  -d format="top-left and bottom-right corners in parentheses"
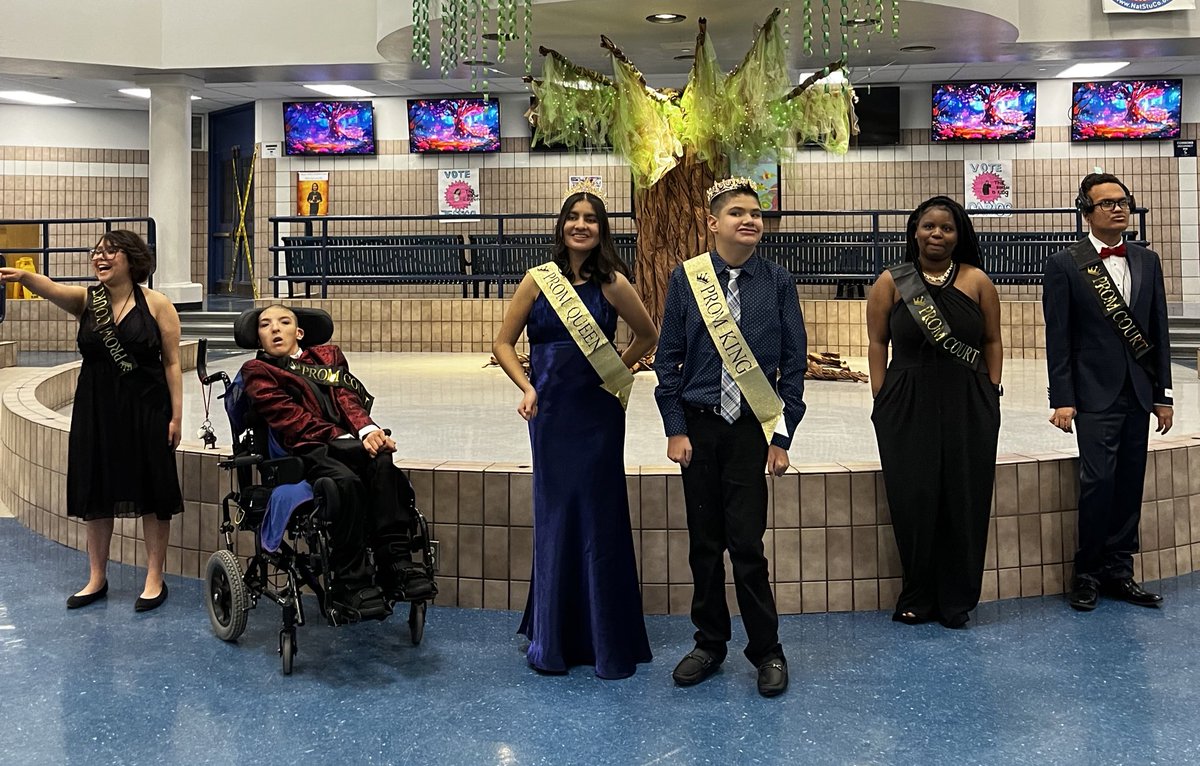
top-left (230, 147), bottom-right (259, 299)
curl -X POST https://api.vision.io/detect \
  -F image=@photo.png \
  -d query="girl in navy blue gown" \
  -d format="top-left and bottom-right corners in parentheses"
top-left (492, 185), bottom-right (658, 678)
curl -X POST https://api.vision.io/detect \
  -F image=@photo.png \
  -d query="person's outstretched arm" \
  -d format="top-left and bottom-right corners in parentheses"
top-left (0, 268), bottom-right (87, 316)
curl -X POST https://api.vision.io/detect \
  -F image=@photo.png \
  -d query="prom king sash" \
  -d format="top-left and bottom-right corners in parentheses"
top-left (528, 261), bottom-right (634, 409)
top-left (889, 262), bottom-right (983, 371)
top-left (683, 253), bottom-right (783, 443)
top-left (1070, 246), bottom-right (1154, 362)
top-left (88, 285), bottom-right (138, 375)
top-left (279, 357), bottom-right (376, 414)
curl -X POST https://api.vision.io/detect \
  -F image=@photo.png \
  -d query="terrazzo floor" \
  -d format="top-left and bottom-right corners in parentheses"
top-left (2, 518), bottom-right (1199, 765)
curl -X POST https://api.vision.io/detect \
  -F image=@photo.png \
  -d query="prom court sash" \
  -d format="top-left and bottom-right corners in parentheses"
top-left (890, 263), bottom-right (983, 371)
top-left (1070, 247), bottom-right (1154, 362)
top-left (281, 358), bottom-right (375, 414)
top-left (528, 261), bottom-right (634, 409)
top-left (88, 285), bottom-right (138, 375)
top-left (683, 253), bottom-right (783, 443)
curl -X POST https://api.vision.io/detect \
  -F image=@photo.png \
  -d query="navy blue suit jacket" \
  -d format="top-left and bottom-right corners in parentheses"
top-left (1042, 239), bottom-right (1172, 413)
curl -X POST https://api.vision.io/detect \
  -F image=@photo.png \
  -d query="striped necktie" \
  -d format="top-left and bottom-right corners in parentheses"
top-left (719, 268), bottom-right (742, 424)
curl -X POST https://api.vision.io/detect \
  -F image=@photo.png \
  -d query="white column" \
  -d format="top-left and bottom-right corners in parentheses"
top-left (139, 74), bottom-right (204, 307)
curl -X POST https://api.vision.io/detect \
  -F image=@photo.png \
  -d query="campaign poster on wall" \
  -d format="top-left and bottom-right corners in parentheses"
top-left (439, 168), bottom-right (480, 218)
top-left (1103, 0), bottom-right (1194, 13)
top-left (296, 172), bottom-right (329, 216)
top-left (964, 160), bottom-right (1014, 217)
top-left (729, 156), bottom-right (781, 213)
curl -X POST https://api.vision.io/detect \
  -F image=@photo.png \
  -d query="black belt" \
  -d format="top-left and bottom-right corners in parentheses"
top-left (684, 402), bottom-right (745, 420)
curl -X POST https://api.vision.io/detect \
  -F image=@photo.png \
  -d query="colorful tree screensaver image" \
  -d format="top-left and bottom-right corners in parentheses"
top-left (1071, 80), bottom-right (1183, 141)
top-left (931, 82), bottom-right (1037, 141)
top-left (283, 101), bottom-right (376, 155)
top-left (408, 98), bottom-right (501, 153)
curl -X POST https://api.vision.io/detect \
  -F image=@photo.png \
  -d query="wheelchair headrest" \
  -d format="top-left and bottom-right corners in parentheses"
top-left (233, 306), bottom-right (334, 350)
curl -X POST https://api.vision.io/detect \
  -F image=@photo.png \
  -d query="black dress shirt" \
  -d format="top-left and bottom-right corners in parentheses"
top-left (654, 251), bottom-right (808, 449)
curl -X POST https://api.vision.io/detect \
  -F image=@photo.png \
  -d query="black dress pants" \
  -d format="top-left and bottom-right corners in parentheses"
top-left (297, 440), bottom-right (415, 588)
top-left (1073, 380), bottom-right (1150, 583)
top-left (680, 407), bottom-right (782, 666)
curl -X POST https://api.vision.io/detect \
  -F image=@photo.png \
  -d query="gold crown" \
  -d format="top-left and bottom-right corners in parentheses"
top-left (705, 177), bottom-right (757, 205)
top-left (1087, 265), bottom-right (1101, 276)
top-left (912, 296), bottom-right (926, 306)
top-left (563, 177), bottom-right (606, 204)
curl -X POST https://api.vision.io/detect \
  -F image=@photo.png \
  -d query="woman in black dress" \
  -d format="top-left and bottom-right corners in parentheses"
top-left (867, 196), bottom-right (1002, 628)
top-left (0, 230), bottom-right (183, 612)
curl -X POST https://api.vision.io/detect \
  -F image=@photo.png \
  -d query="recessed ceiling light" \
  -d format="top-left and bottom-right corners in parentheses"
top-left (303, 84), bottom-right (376, 98)
top-left (482, 31), bottom-right (518, 41)
top-left (646, 13), bottom-right (686, 24)
top-left (462, 59), bottom-right (496, 66)
top-left (899, 44), bottom-right (936, 53)
top-left (840, 17), bottom-right (879, 27)
top-left (0, 91), bottom-right (75, 105)
top-left (119, 88), bottom-right (201, 101)
top-left (1056, 61), bottom-right (1129, 79)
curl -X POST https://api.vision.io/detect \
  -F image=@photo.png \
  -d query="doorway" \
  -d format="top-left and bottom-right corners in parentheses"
top-left (207, 104), bottom-right (255, 301)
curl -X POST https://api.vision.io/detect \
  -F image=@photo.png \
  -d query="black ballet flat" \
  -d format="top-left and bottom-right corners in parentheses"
top-left (67, 581), bottom-right (108, 609)
top-left (939, 612), bottom-right (970, 630)
top-left (134, 582), bottom-right (168, 613)
top-left (891, 610), bottom-right (932, 625)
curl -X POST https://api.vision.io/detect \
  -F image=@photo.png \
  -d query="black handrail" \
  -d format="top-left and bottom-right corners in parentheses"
top-left (0, 217), bottom-right (157, 286)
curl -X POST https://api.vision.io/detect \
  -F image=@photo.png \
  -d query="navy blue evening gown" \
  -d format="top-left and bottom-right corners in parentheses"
top-left (518, 278), bottom-right (652, 679)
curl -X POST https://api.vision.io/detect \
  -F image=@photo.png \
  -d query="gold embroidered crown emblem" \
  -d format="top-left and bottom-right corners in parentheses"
top-left (705, 177), bottom-right (757, 205)
top-left (563, 177), bottom-right (606, 204)
top-left (912, 296), bottom-right (926, 306)
top-left (1087, 265), bottom-right (1101, 276)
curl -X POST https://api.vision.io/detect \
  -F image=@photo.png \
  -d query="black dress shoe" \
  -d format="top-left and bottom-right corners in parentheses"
top-left (67, 581), bottom-right (108, 609)
top-left (1068, 577), bottom-right (1099, 612)
top-left (672, 648), bottom-right (723, 687)
top-left (134, 582), bottom-right (168, 613)
top-left (1102, 578), bottom-right (1163, 608)
top-left (757, 657), bottom-right (789, 698)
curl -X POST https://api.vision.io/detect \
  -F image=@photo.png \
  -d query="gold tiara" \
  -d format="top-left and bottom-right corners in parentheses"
top-left (705, 177), bottom-right (757, 205)
top-left (563, 177), bottom-right (606, 204)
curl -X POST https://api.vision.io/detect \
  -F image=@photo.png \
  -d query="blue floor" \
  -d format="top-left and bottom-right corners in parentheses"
top-left (2, 518), bottom-right (1198, 766)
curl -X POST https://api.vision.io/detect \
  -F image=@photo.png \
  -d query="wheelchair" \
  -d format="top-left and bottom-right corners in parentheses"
top-left (195, 308), bottom-right (437, 675)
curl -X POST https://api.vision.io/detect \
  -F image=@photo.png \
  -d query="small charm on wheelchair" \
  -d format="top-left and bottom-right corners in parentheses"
top-left (197, 419), bottom-right (217, 449)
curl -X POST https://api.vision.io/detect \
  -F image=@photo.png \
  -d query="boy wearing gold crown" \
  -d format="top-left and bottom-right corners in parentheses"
top-left (654, 177), bottom-right (808, 697)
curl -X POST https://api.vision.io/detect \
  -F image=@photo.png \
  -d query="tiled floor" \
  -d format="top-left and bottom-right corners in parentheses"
top-left (174, 354), bottom-right (1200, 465)
top-left (2, 517), bottom-right (1199, 765)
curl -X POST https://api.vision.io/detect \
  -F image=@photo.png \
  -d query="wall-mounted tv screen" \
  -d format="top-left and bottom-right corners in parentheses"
top-left (1071, 79), bottom-right (1182, 141)
top-left (852, 86), bottom-right (900, 146)
top-left (408, 98), bottom-right (500, 153)
top-left (931, 82), bottom-right (1037, 142)
top-left (283, 101), bottom-right (376, 156)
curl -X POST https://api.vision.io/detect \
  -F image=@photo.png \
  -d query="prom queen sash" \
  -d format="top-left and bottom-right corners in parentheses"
top-left (528, 261), bottom-right (634, 409)
top-left (889, 262), bottom-right (983, 371)
top-left (683, 254), bottom-right (784, 443)
top-left (87, 285), bottom-right (138, 375)
top-left (1070, 246), bottom-right (1155, 362)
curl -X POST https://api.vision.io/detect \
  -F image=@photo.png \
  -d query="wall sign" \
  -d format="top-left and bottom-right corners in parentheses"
top-left (1103, 0), bottom-right (1194, 12)
top-left (964, 160), bottom-right (1014, 217)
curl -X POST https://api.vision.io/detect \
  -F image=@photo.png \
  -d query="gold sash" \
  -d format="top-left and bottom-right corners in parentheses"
top-left (528, 261), bottom-right (634, 409)
top-left (683, 253), bottom-right (784, 443)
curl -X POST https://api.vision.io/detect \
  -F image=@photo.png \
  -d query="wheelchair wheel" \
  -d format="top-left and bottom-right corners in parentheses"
top-left (279, 628), bottom-right (296, 675)
top-left (408, 601), bottom-right (426, 646)
top-left (205, 550), bottom-right (249, 642)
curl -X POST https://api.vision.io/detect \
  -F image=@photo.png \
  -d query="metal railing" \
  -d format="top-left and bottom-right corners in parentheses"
top-left (0, 217), bottom-right (157, 285)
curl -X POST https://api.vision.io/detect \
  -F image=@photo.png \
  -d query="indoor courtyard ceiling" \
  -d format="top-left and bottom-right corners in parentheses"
top-left (1, 0), bottom-right (1200, 112)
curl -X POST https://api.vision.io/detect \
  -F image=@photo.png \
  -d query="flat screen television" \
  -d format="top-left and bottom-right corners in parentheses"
top-left (408, 98), bottom-right (500, 153)
top-left (1071, 79), bottom-right (1183, 141)
top-left (283, 101), bottom-right (376, 156)
top-left (931, 81), bottom-right (1037, 142)
top-left (852, 86), bottom-right (900, 146)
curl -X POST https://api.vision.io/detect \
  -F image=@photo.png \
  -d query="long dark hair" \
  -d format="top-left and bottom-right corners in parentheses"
top-left (97, 229), bottom-right (155, 283)
top-left (551, 192), bottom-right (629, 284)
top-left (904, 196), bottom-right (982, 269)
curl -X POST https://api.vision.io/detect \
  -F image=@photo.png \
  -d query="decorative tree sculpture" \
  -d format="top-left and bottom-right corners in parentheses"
top-left (528, 10), bottom-right (857, 322)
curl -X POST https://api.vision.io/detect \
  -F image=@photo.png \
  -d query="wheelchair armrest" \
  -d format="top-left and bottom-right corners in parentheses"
top-left (259, 456), bottom-right (306, 487)
top-left (218, 454), bottom-right (263, 469)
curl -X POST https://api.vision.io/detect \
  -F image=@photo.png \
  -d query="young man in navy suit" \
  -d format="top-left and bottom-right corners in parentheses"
top-left (1043, 173), bottom-right (1173, 612)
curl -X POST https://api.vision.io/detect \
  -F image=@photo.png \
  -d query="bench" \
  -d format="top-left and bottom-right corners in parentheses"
top-left (468, 232), bottom-right (640, 297)
top-left (758, 231), bottom-right (906, 297)
top-left (271, 235), bottom-right (471, 298)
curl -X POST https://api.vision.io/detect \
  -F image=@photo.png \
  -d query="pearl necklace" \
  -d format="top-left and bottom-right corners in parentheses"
top-left (922, 261), bottom-right (955, 285)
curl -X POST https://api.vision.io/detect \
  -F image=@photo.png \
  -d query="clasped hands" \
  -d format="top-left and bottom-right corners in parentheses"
top-left (363, 428), bottom-right (396, 456)
top-left (667, 434), bottom-right (790, 476)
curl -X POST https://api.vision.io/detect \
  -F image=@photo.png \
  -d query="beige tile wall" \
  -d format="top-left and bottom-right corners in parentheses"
top-left (0, 341), bottom-right (15, 368)
top-left (4, 357), bottom-right (1194, 614)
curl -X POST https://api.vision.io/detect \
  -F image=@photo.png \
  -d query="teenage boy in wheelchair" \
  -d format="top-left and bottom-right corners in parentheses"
top-left (239, 304), bottom-right (435, 613)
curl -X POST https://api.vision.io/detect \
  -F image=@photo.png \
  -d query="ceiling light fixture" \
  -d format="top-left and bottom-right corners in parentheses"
top-left (798, 70), bottom-right (848, 84)
top-left (482, 31), bottom-right (518, 41)
top-left (0, 91), bottom-right (75, 105)
top-left (1055, 61), bottom-right (1129, 79)
top-left (462, 59), bottom-right (496, 66)
top-left (302, 84), bottom-right (376, 98)
top-left (119, 88), bottom-right (201, 101)
top-left (674, 53), bottom-right (695, 60)
top-left (840, 17), bottom-right (879, 27)
top-left (899, 44), bottom-right (936, 53)
top-left (646, 13), bottom-right (686, 24)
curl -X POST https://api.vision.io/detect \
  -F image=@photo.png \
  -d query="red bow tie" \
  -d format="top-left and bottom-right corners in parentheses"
top-left (1100, 244), bottom-right (1127, 259)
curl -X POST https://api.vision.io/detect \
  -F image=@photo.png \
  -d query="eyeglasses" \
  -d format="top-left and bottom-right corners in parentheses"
top-left (89, 245), bottom-right (121, 259)
top-left (1095, 198), bottom-right (1131, 211)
